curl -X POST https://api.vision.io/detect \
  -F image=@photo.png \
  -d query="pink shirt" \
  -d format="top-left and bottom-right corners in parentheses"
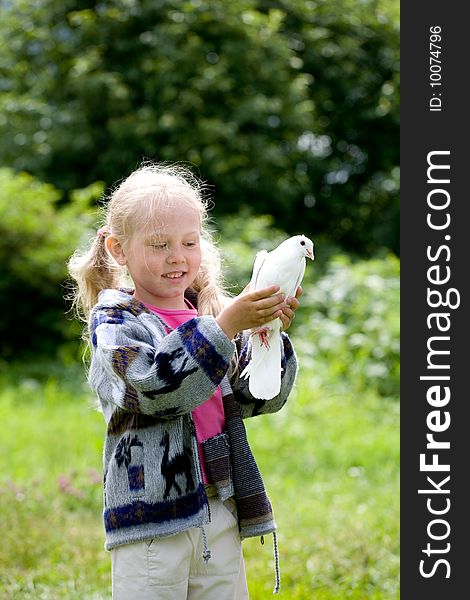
top-left (143, 300), bottom-right (226, 483)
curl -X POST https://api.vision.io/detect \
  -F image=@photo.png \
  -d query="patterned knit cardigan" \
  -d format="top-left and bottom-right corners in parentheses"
top-left (88, 288), bottom-right (298, 552)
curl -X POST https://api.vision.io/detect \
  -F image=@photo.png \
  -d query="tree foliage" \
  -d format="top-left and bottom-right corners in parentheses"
top-left (278, 0), bottom-right (400, 253)
top-left (0, 0), bottom-right (399, 254)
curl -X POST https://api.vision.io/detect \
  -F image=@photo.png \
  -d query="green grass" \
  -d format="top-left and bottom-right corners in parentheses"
top-left (0, 367), bottom-right (399, 599)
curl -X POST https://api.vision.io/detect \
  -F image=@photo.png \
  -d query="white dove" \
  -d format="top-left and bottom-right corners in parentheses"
top-left (240, 234), bottom-right (314, 400)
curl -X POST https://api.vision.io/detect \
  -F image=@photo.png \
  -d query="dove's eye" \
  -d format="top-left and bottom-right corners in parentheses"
top-left (300, 240), bottom-right (305, 246)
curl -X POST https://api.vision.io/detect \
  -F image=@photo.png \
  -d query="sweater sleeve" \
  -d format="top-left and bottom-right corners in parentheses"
top-left (229, 330), bottom-right (298, 418)
top-left (89, 307), bottom-right (235, 419)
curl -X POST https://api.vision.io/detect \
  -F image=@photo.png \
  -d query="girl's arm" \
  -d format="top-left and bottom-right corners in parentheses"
top-left (89, 286), bottom-right (297, 420)
top-left (89, 308), bottom-right (235, 419)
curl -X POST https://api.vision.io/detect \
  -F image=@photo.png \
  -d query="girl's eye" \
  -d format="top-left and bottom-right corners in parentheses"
top-left (150, 240), bottom-right (198, 249)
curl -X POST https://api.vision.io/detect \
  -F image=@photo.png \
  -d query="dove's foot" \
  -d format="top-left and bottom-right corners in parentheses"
top-left (253, 326), bottom-right (272, 350)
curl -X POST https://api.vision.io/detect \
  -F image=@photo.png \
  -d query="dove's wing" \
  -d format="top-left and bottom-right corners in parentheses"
top-left (250, 249), bottom-right (269, 291)
top-left (257, 246), bottom-right (305, 297)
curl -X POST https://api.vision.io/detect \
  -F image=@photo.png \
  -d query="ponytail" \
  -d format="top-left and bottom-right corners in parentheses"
top-left (68, 230), bottom-right (125, 323)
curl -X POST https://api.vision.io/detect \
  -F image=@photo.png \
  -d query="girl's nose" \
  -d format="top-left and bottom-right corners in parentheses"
top-left (167, 247), bottom-right (185, 263)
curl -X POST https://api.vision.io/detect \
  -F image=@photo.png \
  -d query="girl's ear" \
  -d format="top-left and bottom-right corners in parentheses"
top-left (106, 235), bottom-right (126, 266)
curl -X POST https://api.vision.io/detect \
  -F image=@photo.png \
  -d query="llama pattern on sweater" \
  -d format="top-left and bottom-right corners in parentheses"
top-left (160, 431), bottom-right (194, 499)
top-left (141, 347), bottom-right (198, 397)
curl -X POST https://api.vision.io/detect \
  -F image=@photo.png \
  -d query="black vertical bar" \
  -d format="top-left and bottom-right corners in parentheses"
top-left (401, 2), bottom-right (469, 598)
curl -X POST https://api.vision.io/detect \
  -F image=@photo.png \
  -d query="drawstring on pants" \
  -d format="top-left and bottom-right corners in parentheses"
top-left (261, 533), bottom-right (281, 594)
top-left (272, 531), bottom-right (281, 594)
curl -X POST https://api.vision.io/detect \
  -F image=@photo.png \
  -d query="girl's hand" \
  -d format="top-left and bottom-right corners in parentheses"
top-left (279, 286), bottom-right (302, 332)
top-left (216, 285), bottom-right (287, 340)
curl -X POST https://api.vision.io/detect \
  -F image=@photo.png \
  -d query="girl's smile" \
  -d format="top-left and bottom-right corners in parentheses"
top-left (162, 271), bottom-right (186, 279)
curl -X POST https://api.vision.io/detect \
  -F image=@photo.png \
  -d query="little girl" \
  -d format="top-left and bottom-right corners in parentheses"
top-left (68, 163), bottom-right (301, 600)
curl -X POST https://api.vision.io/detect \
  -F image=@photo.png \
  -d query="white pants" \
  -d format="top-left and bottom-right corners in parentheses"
top-left (111, 497), bottom-right (249, 600)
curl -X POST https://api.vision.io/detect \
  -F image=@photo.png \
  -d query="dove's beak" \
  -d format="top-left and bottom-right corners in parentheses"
top-left (307, 249), bottom-right (314, 260)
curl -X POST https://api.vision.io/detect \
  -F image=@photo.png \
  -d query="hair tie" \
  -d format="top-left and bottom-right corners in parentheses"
top-left (97, 225), bottom-right (110, 238)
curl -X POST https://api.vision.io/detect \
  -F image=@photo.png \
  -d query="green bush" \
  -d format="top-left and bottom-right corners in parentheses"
top-left (0, 0), bottom-right (399, 255)
top-left (298, 254), bottom-right (400, 398)
top-left (0, 168), bottom-right (100, 361)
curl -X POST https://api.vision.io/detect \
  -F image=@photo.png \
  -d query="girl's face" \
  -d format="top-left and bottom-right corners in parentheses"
top-left (109, 204), bottom-right (202, 309)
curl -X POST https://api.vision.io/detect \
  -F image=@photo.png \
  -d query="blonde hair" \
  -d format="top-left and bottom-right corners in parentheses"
top-left (68, 163), bottom-right (230, 325)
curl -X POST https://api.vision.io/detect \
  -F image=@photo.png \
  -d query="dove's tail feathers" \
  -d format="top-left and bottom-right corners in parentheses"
top-left (240, 361), bottom-right (252, 380)
top-left (242, 324), bottom-right (282, 400)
